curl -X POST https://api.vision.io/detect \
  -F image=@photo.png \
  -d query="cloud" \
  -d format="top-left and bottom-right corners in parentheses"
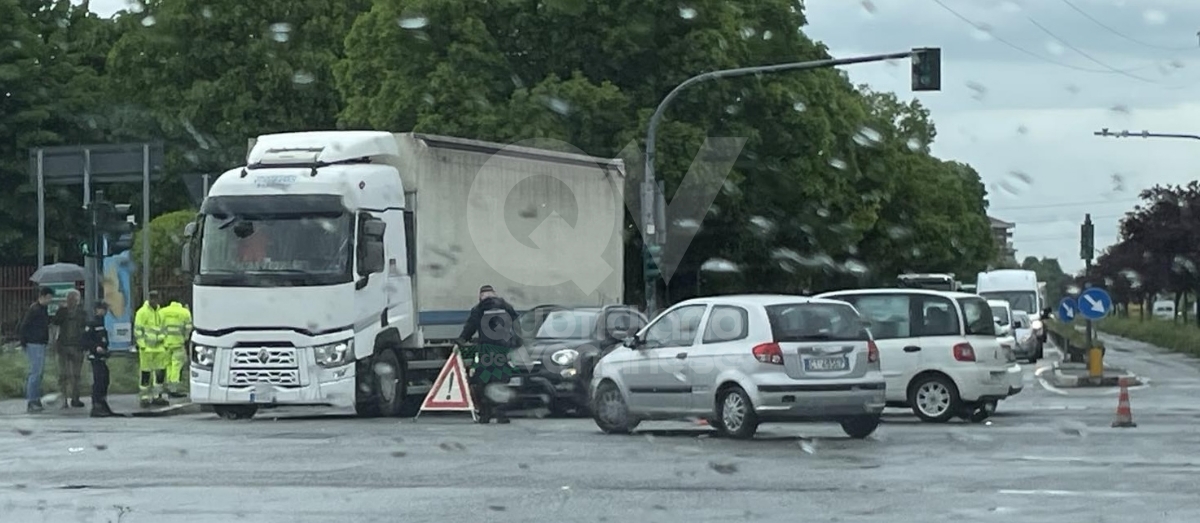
top-left (805, 0), bottom-right (1200, 272)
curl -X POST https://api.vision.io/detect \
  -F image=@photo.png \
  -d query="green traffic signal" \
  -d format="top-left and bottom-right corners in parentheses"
top-left (911, 47), bottom-right (941, 92)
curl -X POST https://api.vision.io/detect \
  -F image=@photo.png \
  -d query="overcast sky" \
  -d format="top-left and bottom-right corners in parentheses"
top-left (83, 0), bottom-right (1200, 273)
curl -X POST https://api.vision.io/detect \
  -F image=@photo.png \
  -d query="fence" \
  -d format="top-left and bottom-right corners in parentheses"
top-left (0, 266), bottom-right (189, 340)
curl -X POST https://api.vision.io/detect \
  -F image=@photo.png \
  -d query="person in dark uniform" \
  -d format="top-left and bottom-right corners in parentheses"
top-left (455, 285), bottom-right (521, 424)
top-left (84, 301), bottom-right (116, 417)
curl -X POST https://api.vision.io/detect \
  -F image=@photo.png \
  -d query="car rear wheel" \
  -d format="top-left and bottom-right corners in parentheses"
top-left (592, 382), bottom-right (639, 434)
top-left (908, 374), bottom-right (961, 423)
top-left (840, 415), bottom-right (881, 439)
top-left (714, 386), bottom-right (759, 439)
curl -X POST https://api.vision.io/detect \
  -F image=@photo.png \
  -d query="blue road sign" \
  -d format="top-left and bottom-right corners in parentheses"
top-left (1078, 287), bottom-right (1112, 320)
top-left (1057, 296), bottom-right (1078, 322)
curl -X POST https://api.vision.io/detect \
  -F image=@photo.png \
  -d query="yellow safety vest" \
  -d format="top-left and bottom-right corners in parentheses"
top-left (134, 302), bottom-right (165, 350)
top-left (159, 301), bottom-right (192, 348)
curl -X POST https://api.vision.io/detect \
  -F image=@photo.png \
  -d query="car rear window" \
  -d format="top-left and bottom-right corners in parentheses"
top-left (957, 297), bottom-right (997, 336)
top-left (765, 303), bottom-right (869, 342)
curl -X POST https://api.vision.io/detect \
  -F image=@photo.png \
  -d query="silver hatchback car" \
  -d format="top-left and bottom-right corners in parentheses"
top-left (590, 295), bottom-right (886, 439)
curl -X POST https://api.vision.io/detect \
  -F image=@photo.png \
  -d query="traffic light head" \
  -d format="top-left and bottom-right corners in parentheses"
top-left (643, 244), bottom-right (662, 280)
top-left (911, 47), bottom-right (941, 92)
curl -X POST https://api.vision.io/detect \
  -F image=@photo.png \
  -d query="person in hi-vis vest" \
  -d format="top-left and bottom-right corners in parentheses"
top-left (134, 291), bottom-right (169, 407)
top-left (158, 296), bottom-right (192, 398)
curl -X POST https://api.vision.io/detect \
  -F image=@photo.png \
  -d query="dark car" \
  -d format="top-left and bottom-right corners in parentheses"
top-left (511, 304), bottom-right (648, 416)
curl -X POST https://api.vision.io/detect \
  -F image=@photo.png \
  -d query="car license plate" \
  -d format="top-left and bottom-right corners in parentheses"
top-left (252, 383), bottom-right (274, 403)
top-left (507, 377), bottom-right (523, 386)
top-left (803, 356), bottom-right (849, 372)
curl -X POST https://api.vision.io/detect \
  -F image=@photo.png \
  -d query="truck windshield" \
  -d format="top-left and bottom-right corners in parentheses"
top-left (198, 212), bottom-right (353, 286)
top-left (978, 291), bottom-right (1037, 313)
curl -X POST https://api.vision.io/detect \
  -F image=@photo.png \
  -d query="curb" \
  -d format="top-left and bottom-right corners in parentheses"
top-left (1050, 363), bottom-right (1141, 388)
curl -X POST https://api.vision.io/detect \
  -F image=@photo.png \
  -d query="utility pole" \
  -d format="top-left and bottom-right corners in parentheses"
top-left (1080, 213), bottom-right (1095, 364)
top-left (640, 48), bottom-right (941, 314)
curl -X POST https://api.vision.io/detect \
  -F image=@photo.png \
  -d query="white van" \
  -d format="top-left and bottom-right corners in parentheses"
top-left (1152, 300), bottom-right (1175, 320)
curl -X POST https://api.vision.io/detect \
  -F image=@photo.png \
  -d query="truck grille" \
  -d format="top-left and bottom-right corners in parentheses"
top-left (230, 369), bottom-right (300, 386)
top-left (231, 347), bottom-right (298, 368)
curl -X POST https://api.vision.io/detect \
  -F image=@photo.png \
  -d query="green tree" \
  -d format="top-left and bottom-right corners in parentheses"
top-left (132, 209), bottom-right (196, 279)
top-left (104, 0), bottom-right (370, 214)
top-left (335, 0), bottom-right (997, 301)
top-left (0, 0), bottom-right (119, 264)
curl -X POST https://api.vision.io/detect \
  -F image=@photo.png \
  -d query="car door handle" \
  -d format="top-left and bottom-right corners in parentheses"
top-left (676, 352), bottom-right (688, 360)
top-left (903, 346), bottom-right (921, 353)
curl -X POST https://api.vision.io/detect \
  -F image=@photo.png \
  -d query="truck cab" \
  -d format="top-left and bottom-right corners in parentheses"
top-left (181, 132), bottom-right (418, 420)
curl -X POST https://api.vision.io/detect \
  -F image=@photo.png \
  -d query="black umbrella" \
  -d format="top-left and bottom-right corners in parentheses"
top-left (29, 263), bottom-right (87, 284)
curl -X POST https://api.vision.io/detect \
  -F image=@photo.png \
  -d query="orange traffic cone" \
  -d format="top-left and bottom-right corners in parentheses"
top-left (1112, 377), bottom-right (1137, 428)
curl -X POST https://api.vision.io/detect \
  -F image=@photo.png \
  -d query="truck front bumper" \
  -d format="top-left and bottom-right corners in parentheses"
top-left (190, 364), bottom-right (357, 409)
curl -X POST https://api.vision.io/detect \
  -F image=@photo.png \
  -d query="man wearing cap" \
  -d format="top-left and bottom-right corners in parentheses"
top-left (456, 285), bottom-right (521, 424)
top-left (134, 291), bottom-right (168, 407)
top-left (84, 301), bottom-right (116, 417)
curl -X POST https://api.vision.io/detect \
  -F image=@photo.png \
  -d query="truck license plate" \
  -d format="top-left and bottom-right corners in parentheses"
top-left (804, 357), bottom-right (849, 372)
top-left (252, 383), bottom-right (274, 403)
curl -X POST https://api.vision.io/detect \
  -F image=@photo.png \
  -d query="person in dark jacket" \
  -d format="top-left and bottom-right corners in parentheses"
top-left (18, 287), bottom-right (55, 413)
top-left (455, 285), bottom-right (520, 424)
top-left (51, 289), bottom-right (87, 409)
top-left (84, 301), bottom-right (116, 417)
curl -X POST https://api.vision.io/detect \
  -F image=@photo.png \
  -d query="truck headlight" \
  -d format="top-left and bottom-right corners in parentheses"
top-left (192, 345), bottom-right (215, 369)
top-left (550, 349), bottom-right (579, 367)
top-left (314, 340), bottom-right (354, 368)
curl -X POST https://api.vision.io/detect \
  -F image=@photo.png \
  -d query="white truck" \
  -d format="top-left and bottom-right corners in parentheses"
top-left (976, 269), bottom-right (1047, 360)
top-left (897, 273), bottom-right (959, 291)
top-left (179, 131), bottom-right (627, 419)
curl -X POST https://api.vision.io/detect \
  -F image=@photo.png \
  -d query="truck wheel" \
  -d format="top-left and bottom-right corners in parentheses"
top-left (214, 405), bottom-right (257, 420)
top-left (358, 349), bottom-right (406, 418)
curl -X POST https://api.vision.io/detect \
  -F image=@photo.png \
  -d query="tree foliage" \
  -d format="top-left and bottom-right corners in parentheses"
top-left (334, 0), bottom-right (997, 299)
top-left (1087, 182), bottom-right (1200, 323)
top-left (9, 0), bottom-right (999, 304)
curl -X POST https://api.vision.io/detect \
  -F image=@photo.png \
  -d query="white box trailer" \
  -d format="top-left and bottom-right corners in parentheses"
top-left (182, 131), bottom-right (626, 419)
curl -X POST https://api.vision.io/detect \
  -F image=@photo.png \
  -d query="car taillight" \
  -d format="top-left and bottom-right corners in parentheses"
top-left (953, 342), bottom-right (976, 362)
top-left (867, 340), bottom-right (880, 364)
top-left (752, 342), bottom-right (784, 365)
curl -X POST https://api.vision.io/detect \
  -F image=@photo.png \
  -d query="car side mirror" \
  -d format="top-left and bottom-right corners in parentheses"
top-left (183, 221), bottom-right (197, 237)
top-left (622, 334), bottom-right (641, 348)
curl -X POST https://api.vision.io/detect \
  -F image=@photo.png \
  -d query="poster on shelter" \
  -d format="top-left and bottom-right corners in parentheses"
top-left (102, 250), bottom-right (134, 351)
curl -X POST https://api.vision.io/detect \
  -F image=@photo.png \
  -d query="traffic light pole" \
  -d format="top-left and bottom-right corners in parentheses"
top-left (640, 48), bottom-right (938, 315)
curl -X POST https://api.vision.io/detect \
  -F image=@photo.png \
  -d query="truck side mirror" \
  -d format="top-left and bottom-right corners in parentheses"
top-left (363, 219), bottom-right (385, 238)
top-left (181, 243), bottom-right (193, 274)
top-left (359, 239), bottom-right (385, 274)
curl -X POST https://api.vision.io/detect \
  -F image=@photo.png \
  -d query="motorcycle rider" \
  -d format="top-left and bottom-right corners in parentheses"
top-left (455, 285), bottom-right (521, 424)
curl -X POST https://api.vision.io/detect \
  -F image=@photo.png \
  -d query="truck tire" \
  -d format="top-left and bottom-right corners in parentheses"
top-left (213, 405), bottom-right (257, 420)
top-left (358, 348), bottom-right (406, 418)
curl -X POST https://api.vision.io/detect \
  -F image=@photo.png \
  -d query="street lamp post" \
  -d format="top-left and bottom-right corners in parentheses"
top-left (640, 49), bottom-right (937, 314)
top-left (1093, 128), bottom-right (1200, 141)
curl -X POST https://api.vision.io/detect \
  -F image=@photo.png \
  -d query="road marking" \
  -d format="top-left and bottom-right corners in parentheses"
top-left (999, 489), bottom-right (1138, 498)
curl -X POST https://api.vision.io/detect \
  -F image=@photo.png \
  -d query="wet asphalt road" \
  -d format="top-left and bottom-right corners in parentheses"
top-left (3, 335), bottom-right (1200, 523)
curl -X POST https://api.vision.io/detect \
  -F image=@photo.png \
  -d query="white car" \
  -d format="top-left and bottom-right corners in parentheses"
top-left (987, 299), bottom-right (1024, 397)
top-left (590, 295), bottom-right (887, 439)
top-left (815, 289), bottom-right (1016, 423)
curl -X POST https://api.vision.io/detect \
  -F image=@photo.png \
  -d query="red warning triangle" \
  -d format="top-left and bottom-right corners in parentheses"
top-left (419, 351), bottom-right (475, 412)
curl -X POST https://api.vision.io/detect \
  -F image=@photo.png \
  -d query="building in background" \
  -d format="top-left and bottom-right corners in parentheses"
top-left (989, 216), bottom-right (1017, 266)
